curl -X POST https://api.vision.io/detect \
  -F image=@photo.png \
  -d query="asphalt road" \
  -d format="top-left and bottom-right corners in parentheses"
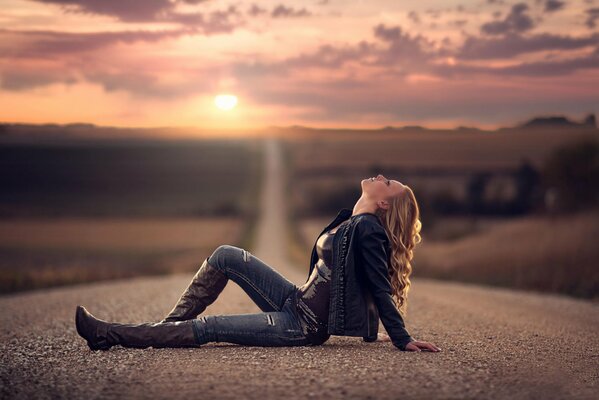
top-left (1, 139), bottom-right (598, 399)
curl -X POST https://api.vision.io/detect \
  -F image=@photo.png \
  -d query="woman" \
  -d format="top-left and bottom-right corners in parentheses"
top-left (76, 174), bottom-right (441, 353)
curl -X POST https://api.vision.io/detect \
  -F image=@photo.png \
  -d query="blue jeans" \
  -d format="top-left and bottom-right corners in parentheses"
top-left (191, 245), bottom-right (313, 347)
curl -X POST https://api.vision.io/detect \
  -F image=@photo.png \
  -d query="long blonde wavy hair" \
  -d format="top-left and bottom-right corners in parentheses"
top-left (375, 185), bottom-right (422, 317)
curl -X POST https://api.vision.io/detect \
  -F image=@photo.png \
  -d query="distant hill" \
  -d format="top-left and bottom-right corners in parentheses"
top-left (518, 113), bottom-right (596, 130)
top-left (1, 113), bottom-right (597, 144)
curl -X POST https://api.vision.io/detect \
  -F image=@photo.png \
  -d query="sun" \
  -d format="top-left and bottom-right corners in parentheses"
top-left (214, 94), bottom-right (238, 111)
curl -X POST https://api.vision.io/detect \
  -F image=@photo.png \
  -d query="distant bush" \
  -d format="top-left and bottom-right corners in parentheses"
top-left (540, 136), bottom-right (599, 213)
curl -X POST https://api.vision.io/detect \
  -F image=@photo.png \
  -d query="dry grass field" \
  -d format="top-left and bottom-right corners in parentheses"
top-left (0, 217), bottom-right (244, 294)
top-left (0, 138), bottom-right (262, 294)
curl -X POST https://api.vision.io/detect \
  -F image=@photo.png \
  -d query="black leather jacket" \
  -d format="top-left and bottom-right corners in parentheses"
top-left (304, 208), bottom-right (415, 351)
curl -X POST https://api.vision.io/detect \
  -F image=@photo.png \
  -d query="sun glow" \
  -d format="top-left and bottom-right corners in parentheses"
top-left (214, 94), bottom-right (238, 111)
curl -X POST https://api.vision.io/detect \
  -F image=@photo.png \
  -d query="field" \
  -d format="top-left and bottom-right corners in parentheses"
top-left (0, 139), bottom-right (262, 218)
top-left (0, 217), bottom-right (244, 293)
top-left (0, 138), bottom-right (262, 293)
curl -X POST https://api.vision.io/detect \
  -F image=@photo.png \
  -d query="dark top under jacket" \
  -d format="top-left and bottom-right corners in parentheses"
top-left (296, 219), bottom-right (351, 345)
top-left (295, 208), bottom-right (415, 351)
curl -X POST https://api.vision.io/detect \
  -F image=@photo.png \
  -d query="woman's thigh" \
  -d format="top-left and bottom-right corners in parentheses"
top-left (192, 297), bottom-right (311, 347)
top-left (207, 245), bottom-right (298, 312)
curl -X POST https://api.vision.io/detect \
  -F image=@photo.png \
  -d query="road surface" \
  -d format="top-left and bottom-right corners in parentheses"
top-left (1, 138), bottom-right (598, 399)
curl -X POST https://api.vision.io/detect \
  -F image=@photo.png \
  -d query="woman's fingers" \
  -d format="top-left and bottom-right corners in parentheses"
top-left (425, 343), bottom-right (437, 352)
top-left (405, 341), bottom-right (421, 351)
top-left (407, 340), bottom-right (442, 352)
top-left (398, 339), bottom-right (443, 352)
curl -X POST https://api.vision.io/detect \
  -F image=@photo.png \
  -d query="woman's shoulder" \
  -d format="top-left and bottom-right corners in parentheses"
top-left (353, 214), bottom-right (387, 237)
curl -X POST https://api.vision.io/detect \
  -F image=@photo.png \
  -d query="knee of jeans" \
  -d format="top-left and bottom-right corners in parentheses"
top-left (208, 244), bottom-right (242, 270)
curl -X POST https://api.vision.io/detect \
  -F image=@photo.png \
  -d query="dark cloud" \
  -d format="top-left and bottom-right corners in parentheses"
top-left (407, 11), bottom-right (421, 24)
top-left (179, 0), bottom-right (209, 4)
top-left (30, 0), bottom-right (244, 32)
top-left (232, 21), bottom-right (599, 93)
top-left (0, 53), bottom-right (218, 96)
top-left (31, 0), bottom-right (176, 22)
top-left (481, 3), bottom-right (535, 35)
top-left (452, 19), bottom-right (468, 28)
top-left (0, 28), bottom-right (194, 58)
top-left (424, 9), bottom-right (442, 19)
top-left (247, 4), bottom-right (267, 17)
top-left (433, 52), bottom-right (599, 78)
top-left (457, 31), bottom-right (599, 59)
top-left (232, 40), bottom-right (377, 79)
top-left (0, 66), bottom-right (77, 90)
top-left (166, 5), bottom-right (242, 34)
top-left (373, 24), bottom-right (402, 42)
top-left (544, 0), bottom-right (565, 13)
top-left (82, 70), bottom-right (214, 98)
top-left (271, 5), bottom-right (312, 18)
top-left (372, 24), bottom-right (437, 66)
top-left (585, 8), bottom-right (599, 28)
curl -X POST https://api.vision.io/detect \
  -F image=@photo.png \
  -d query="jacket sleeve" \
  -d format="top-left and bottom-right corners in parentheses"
top-left (357, 221), bottom-right (415, 351)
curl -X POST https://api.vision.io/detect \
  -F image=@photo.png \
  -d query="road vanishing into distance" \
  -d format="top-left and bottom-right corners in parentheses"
top-left (1, 138), bottom-right (597, 399)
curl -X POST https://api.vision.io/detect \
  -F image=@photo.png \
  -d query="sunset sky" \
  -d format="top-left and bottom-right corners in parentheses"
top-left (1, 0), bottom-right (598, 130)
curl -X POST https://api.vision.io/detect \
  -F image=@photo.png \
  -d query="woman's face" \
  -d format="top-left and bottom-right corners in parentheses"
top-left (361, 174), bottom-right (406, 204)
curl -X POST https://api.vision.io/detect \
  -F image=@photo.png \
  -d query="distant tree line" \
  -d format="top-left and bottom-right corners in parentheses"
top-left (301, 136), bottom-right (599, 218)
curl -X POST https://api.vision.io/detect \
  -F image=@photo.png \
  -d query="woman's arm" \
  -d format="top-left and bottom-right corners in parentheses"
top-left (358, 221), bottom-right (441, 352)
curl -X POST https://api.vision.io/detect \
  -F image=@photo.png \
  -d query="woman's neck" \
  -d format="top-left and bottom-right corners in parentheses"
top-left (352, 196), bottom-right (378, 217)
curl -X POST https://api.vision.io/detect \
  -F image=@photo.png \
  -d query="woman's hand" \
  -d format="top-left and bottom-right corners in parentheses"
top-left (405, 340), bottom-right (442, 352)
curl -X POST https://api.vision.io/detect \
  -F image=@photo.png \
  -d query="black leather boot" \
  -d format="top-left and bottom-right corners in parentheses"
top-left (75, 306), bottom-right (200, 351)
top-left (161, 257), bottom-right (228, 323)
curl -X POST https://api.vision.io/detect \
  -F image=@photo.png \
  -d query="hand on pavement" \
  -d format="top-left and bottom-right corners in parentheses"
top-left (405, 340), bottom-right (442, 352)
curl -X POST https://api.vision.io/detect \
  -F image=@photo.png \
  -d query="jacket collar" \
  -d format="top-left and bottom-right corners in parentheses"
top-left (337, 208), bottom-right (381, 222)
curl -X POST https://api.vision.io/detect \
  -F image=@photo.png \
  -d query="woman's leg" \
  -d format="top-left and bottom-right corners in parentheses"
top-left (76, 306), bottom-right (199, 351)
top-left (192, 295), bottom-right (311, 347)
top-left (207, 245), bottom-right (299, 312)
top-left (162, 244), bottom-right (300, 323)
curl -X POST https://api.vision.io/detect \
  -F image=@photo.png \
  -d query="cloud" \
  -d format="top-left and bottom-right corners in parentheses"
top-left (372, 24), bottom-right (437, 66)
top-left (0, 28), bottom-right (195, 58)
top-left (0, 50), bottom-right (220, 97)
top-left (585, 8), bottom-right (599, 28)
top-left (0, 65), bottom-right (77, 90)
top-left (166, 5), bottom-right (243, 34)
top-left (82, 69), bottom-right (215, 98)
top-left (407, 11), bottom-right (421, 24)
top-left (231, 21), bottom-right (599, 98)
top-left (544, 0), bottom-right (565, 13)
top-left (432, 52), bottom-right (599, 78)
top-left (247, 4), bottom-right (267, 17)
top-left (480, 3), bottom-right (535, 35)
top-left (30, 0), bottom-right (244, 32)
top-left (31, 0), bottom-right (176, 22)
top-left (271, 5), bottom-right (312, 18)
top-left (457, 31), bottom-right (599, 59)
